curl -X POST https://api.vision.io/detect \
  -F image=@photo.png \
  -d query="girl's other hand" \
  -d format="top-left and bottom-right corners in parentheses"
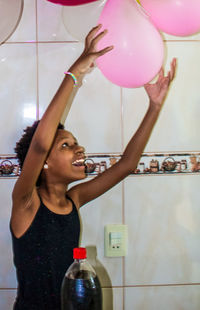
top-left (144, 58), bottom-right (177, 108)
top-left (70, 24), bottom-right (114, 76)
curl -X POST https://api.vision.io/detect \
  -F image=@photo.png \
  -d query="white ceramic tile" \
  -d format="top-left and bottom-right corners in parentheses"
top-left (123, 41), bottom-right (200, 152)
top-left (61, 0), bottom-right (106, 42)
top-left (79, 183), bottom-right (123, 287)
top-left (7, 0), bottom-right (36, 43)
top-left (0, 290), bottom-right (17, 310)
top-left (0, 0), bottom-right (23, 45)
top-left (124, 175), bottom-right (200, 286)
top-left (125, 285), bottom-right (200, 310)
top-left (65, 67), bottom-right (122, 153)
top-left (0, 43), bottom-right (37, 153)
top-left (38, 42), bottom-right (122, 153)
top-left (102, 287), bottom-right (123, 310)
top-left (162, 30), bottom-right (200, 41)
top-left (0, 179), bottom-right (17, 288)
top-left (38, 42), bottom-right (83, 109)
top-left (37, 0), bottom-right (75, 41)
top-left (0, 288), bottom-right (122, 310)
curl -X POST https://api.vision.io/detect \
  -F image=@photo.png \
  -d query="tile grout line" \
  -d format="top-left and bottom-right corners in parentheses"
top-left (164, 40), bottom-right (200, 42)
top-left (35, 0), bottom-right (39, 120)
top-left (120, 87), bottom-right (125, 224)
top-left (120, 87), bottom-right (126, 310)
top-left (122, 181), bottom-right (126, 310)
top-left (120, 87), bottom-right (124, 152)
top-left (124, 283), bottom-right (200, 287)
top-left (3, 39), bottom-right (200, 44)
top-left (1, 283), bottom-right (200, 290)
top-left (3, 41), bottom-right (79, 44)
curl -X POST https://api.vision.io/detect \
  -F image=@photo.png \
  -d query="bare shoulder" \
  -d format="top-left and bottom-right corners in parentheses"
top-left (67, 181), bottom-right (91, 209)
top-left (67, 177), bottom-right (96, 209)
top-left (11, 188), bottom-right (40, 238)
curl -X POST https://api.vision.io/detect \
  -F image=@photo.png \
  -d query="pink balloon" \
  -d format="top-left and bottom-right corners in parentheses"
top-left (96, 0), bottom-right (164, 88)
top-left (140, 0), bottom-right (200, 36)
top-left (47, 0), bottom-right (98, 6)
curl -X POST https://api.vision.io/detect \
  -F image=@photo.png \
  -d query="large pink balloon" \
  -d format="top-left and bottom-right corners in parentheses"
top-left (96, 0), bottom-right (164, 88)
top-left (140, 0), bottom-right (200, 36)
top-left (47, 0), bottom-right (98, 6)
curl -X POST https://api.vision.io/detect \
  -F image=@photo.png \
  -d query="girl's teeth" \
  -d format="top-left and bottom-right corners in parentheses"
top-left (72, 159), bottom-right (84, 166)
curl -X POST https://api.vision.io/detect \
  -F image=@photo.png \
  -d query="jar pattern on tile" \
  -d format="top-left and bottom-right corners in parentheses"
top-left (0, 152), bottom-right (200, 178)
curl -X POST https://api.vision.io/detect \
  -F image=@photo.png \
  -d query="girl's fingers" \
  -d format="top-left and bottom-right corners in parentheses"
top-left (81, 46), bottom-right (113, 71)
top-left (85, 25), bottom-right (113, 60)
top-left (166, 70), bottom-right (171, 82)
top-left (85, 24), bottom-right (102, 47)
top-left (90, 29), bottom-right (109, 49)
top-left (172, 59), bottom-right (177, 78)
top-left (95, 45), bottom-right (114, 57)
top-left (169, 58), bottom-right (176, 81)
top-left (157, 67), bottom-right (164, 83)
top-left (162, 58), bottom-right (176, 83)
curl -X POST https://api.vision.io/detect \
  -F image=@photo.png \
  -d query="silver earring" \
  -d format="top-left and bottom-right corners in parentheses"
top-left (44, 163), bottom-right (48, 169)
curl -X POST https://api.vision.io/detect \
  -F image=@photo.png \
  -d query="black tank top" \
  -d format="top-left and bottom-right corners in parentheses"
top-left (10, 195), bottom-right (80, 310)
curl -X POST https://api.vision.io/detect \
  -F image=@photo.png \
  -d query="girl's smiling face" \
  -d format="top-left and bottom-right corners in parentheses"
top-left (44, 129), bottom-right (86, 183)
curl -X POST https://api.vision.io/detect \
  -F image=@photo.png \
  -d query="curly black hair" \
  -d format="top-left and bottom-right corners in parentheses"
top-left (15, 120), bottom-right (64, 186)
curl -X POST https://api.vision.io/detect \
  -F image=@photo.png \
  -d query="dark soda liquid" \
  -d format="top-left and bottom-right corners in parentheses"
top-left (61, 270), bottom-right (102, 310)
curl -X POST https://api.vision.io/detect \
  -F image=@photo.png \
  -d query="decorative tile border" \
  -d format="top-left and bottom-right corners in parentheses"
top-left (1, 152), bottom-right (200, 179)
top-left (85, 151), bottom-right (200, 176)
top-left (0, 156), bottom-right (20, 178)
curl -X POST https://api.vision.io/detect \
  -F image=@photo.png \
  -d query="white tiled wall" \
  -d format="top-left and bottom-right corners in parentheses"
top-left (7, 0), bottom-right (36, 43)
top-left (0, 0), bottom-right (200, 309)
top-left (124, 175), bottom-right (200, 285)
top-left (123, 42), bottom-right (200, 152)
top-left (125, 285), bottom-right (200, 310)
top-left (0, 43), bottom-right (37, 153)
top-left (38, 42), bottom-right (121, 152)
top-left (0, 179), bottom-right (17, 290)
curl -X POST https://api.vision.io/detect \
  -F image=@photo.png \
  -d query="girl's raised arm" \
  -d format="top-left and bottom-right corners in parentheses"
top-left (12, 25), bottom-right (113, 206)
top-left (69, 59), bottom-right (177, 208)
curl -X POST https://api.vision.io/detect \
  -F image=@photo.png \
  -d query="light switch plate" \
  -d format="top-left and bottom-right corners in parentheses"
top-left (104, 224), bottom-right (128, 257)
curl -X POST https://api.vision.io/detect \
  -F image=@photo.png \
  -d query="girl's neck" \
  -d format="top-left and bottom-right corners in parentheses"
top-left (38, 182), bottom-right (69, 206)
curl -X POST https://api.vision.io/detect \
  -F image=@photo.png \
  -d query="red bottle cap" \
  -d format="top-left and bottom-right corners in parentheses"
top-left (73, 247), bottom-right (87, 259)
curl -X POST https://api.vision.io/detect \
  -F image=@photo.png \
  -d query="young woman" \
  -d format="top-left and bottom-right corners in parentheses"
top-left (11, 25), bottom-right (176, 310)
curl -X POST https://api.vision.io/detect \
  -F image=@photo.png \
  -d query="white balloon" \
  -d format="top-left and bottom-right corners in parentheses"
top-left (62, 0), bottom-right (107, 41)
top-left (0, 0), bottom-right (23, 45)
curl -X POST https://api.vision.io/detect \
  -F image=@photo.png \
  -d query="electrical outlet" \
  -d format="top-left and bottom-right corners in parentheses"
top-left (104, 224), bottom-right (128, 257)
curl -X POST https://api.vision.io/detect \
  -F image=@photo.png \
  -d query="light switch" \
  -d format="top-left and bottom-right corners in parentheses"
top-left (109, 231), bottom-right (122, 249)
top-left (104, 224), bottom-right (128, 257)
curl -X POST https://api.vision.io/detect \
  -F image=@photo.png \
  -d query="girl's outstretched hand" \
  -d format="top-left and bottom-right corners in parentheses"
top-left (144, 58), bottom-right (177, 108)
top-left (70, 24), bottom-right (114, 75)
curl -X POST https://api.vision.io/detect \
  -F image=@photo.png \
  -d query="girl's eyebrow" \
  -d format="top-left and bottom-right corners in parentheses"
top-left (58, 136), bottom-right (78, 144)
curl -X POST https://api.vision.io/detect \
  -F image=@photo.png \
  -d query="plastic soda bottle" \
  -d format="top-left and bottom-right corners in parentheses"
top-left (61, 247), bottom-right (102, 310)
